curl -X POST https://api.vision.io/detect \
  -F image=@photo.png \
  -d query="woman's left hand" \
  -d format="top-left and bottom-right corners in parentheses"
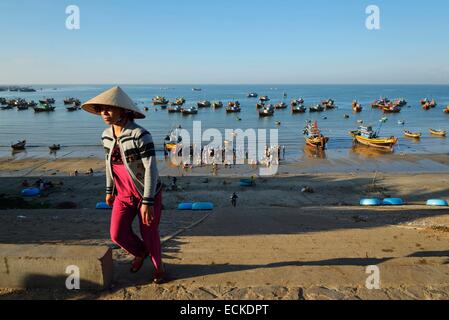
top-left (140, 204), bottom-right (155, 226)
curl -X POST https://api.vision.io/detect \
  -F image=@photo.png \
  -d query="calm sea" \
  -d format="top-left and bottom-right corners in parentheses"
top-left (0, 85), bottom-right (448, 160)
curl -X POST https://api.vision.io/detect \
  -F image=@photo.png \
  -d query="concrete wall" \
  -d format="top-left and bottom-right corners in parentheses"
top-left (0, 244), bottom-right (113, 290)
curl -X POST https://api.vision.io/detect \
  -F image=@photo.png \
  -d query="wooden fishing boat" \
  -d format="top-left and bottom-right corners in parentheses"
top-left (259, 105), bottom-right (274, 117)
top-left (152, 96), bottom-right (169, 105)
top-left (170, 97), bottom-right (185, 106)
top-left (228, 101), bottom-right (241, 108)
top-left (274, 102), bottom-right (287, 109)
top-left (168, 105), bottom-right (182, 113)
top-left (429, 129), bottom-right (447, 137)
top-left (33, 104), bottom-right (56, 112)
top-left (444, 106), bottom-right (449, 114)
top-left (321, 99), bottom-right (336, 109)
top-left (197, 100), bottom-right (211, 108)
top-left (66, 105), bottom-right (80, 111)
top-left (212, 101), bottom-right (223, 108)
top-left (64, 98), bottom-right (75, 105)
top-left (292, 104), bottom-right (306, 113)
top-left (421, 99), bottom-right (437, 108)
top-left (352, 101), bottom-right (362, 113)
top-left (309, 105), bottom-right (324, 113)
top-left (403, 130), bottom-right (421, 139)
top-left (393, 99), bottom-right (407, 107)
top-left (303, 120), bottom-right (329, 150)
top-left (181, 107), bottom-right (198, 115)
top-left (11, 140), bottom-right (26, 150)
top-left (39, 98), bottom-right (55, 104)
top-left (226, 105), bottom-right (241, 113)
top-left (164, 128), bottom-right (183, 152)
top-left (382, 103), bottom-right (401, 113)
top-left (371, 97), bottom-right (390, 108)
top-left (350, 126), bottom-right (398, 150)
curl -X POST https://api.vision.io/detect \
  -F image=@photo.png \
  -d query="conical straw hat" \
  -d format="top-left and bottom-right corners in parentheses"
top-left (81, 86), bottom-right (145, 119)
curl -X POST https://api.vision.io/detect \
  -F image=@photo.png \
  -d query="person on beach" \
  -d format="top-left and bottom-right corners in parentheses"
top-left (81, 86), bottom-right (165, 284)
top-left (230, 192), bottom-right (238, 207)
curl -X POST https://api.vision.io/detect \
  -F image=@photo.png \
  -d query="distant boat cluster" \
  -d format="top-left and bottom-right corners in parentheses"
top-left (0, 96), bottom-right (81, 112)
top-left (0, 86), bottom-right (36, 92)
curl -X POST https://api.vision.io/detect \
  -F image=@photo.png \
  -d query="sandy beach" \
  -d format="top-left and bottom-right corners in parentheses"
top-left (0, 154), bottom-right (448, 300)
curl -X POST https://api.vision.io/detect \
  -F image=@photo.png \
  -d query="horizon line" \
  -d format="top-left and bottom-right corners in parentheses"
top-left (2, 83), bottom-right (449, 86)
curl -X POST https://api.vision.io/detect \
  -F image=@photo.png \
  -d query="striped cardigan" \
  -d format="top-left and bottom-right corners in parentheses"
top-left (101, 121), bottom-right (161, 206)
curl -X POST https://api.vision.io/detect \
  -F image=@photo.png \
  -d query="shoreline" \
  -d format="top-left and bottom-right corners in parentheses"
top-left (0, 152), bottom-right (448, 177)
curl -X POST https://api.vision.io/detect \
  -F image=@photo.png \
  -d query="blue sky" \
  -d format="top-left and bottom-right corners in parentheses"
top-left (1, 0), bottom-right (449, 84)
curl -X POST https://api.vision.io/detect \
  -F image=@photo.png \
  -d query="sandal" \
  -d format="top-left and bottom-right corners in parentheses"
top-left (152, 270), bottom-right (165, 284)
top-left (130, 253), bottom-right (149, 273)
top-left (152, 264), bottom-right (166, 284)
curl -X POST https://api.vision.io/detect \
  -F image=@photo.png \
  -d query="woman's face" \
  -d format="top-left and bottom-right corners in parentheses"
top-left (98, 105), bottom-right (123, 125)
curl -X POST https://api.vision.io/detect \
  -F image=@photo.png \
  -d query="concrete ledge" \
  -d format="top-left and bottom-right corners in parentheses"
top-left (0, 244), bottom-right (113, 290)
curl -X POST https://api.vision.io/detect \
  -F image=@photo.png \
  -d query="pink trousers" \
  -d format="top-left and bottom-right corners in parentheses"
top-left (110, 191), bottom-right (163, 271)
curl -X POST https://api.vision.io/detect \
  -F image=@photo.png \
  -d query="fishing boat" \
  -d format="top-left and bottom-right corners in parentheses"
top-left (11, 140), bottom-right (26, 150)
top-left (397, 120), bottom-right (405, 125)
top-left (256, 101), bottom-right (265, 109)
top-left (192, 88), bottom-right (202, 91)
top-left (168, 105), bottom-right (182, 113)
top-left (212, 101), bottom-right (223, 109)
top-left (33, 103), bottom-right (56, 112)
top-left (170, 97), bottom-right (185, 106)
top-left (444, 106), bottom-right (449, 114)
top-left (49, 144), bottom-right (61, 151)
top-left (258, 105), bottom-right (275, 117)
top-left (352, 100), bottom-right (362, 112)
top-left (421, 98), bottom-right (437, 108)
top-left (197, 100), bottom-right (211, 108)
top-left (39, 98), bottom-right (55, 104)
top-left (0, 105), bottom-right (13, 110)
top-left (228, 101), bottom-right (241, 108)
top-left (247, 92), bottom-right (258, 98)
top-left (66, 105), bottom-right (80, 111)
top-left (309, 105), bottom-right (324, 113)
top-left (292, 104), bottom-right (306, 113)
top-left (226, 105), bottom-right (241, 113)
top-left (152, 96), bottom-right (169, 105)
top-left (19, 87), bottom-right (36, 92)
top-left (259, 96), bottom-right (270, 102)
top-left (350, 125), bottom-right (398, 150)
top-left (303, 120), bottom-right (329, 150)
top-left (17, 105), bottom-right (29, 111)
top-left (64, 98), bottom-right (76, 105)
top-left (291, 98), bottom-right (304, 107)
top-left (27, 101), bottom-right (37, 107)
top-left (321, 99), bottom-right (336, 109)
top-left (382, 103), bottom-right (401, 113)
top-left (403, 130), bottom-right (421, 139)
top-left (429, 129), bottom-right (447, 137)
top-left (0, 98), bottom-right (7, 105)
top-left (393, 98), bottom-right (407, 107)
top-left (371, 97), bottom-right (390, 108)
top-left (274, 102), bottom-right (287, 109)
top-left (181, 106), bottom-right (198, 115)
top-left (164, 127), bottom-right (183, 152)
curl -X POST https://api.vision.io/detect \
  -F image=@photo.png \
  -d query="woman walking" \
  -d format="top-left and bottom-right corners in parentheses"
top-left (82, 86), bottom-right (164, 284)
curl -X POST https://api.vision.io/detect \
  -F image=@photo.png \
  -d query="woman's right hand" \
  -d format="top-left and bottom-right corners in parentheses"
top-left (106, 194), bottom-right (115, 207)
